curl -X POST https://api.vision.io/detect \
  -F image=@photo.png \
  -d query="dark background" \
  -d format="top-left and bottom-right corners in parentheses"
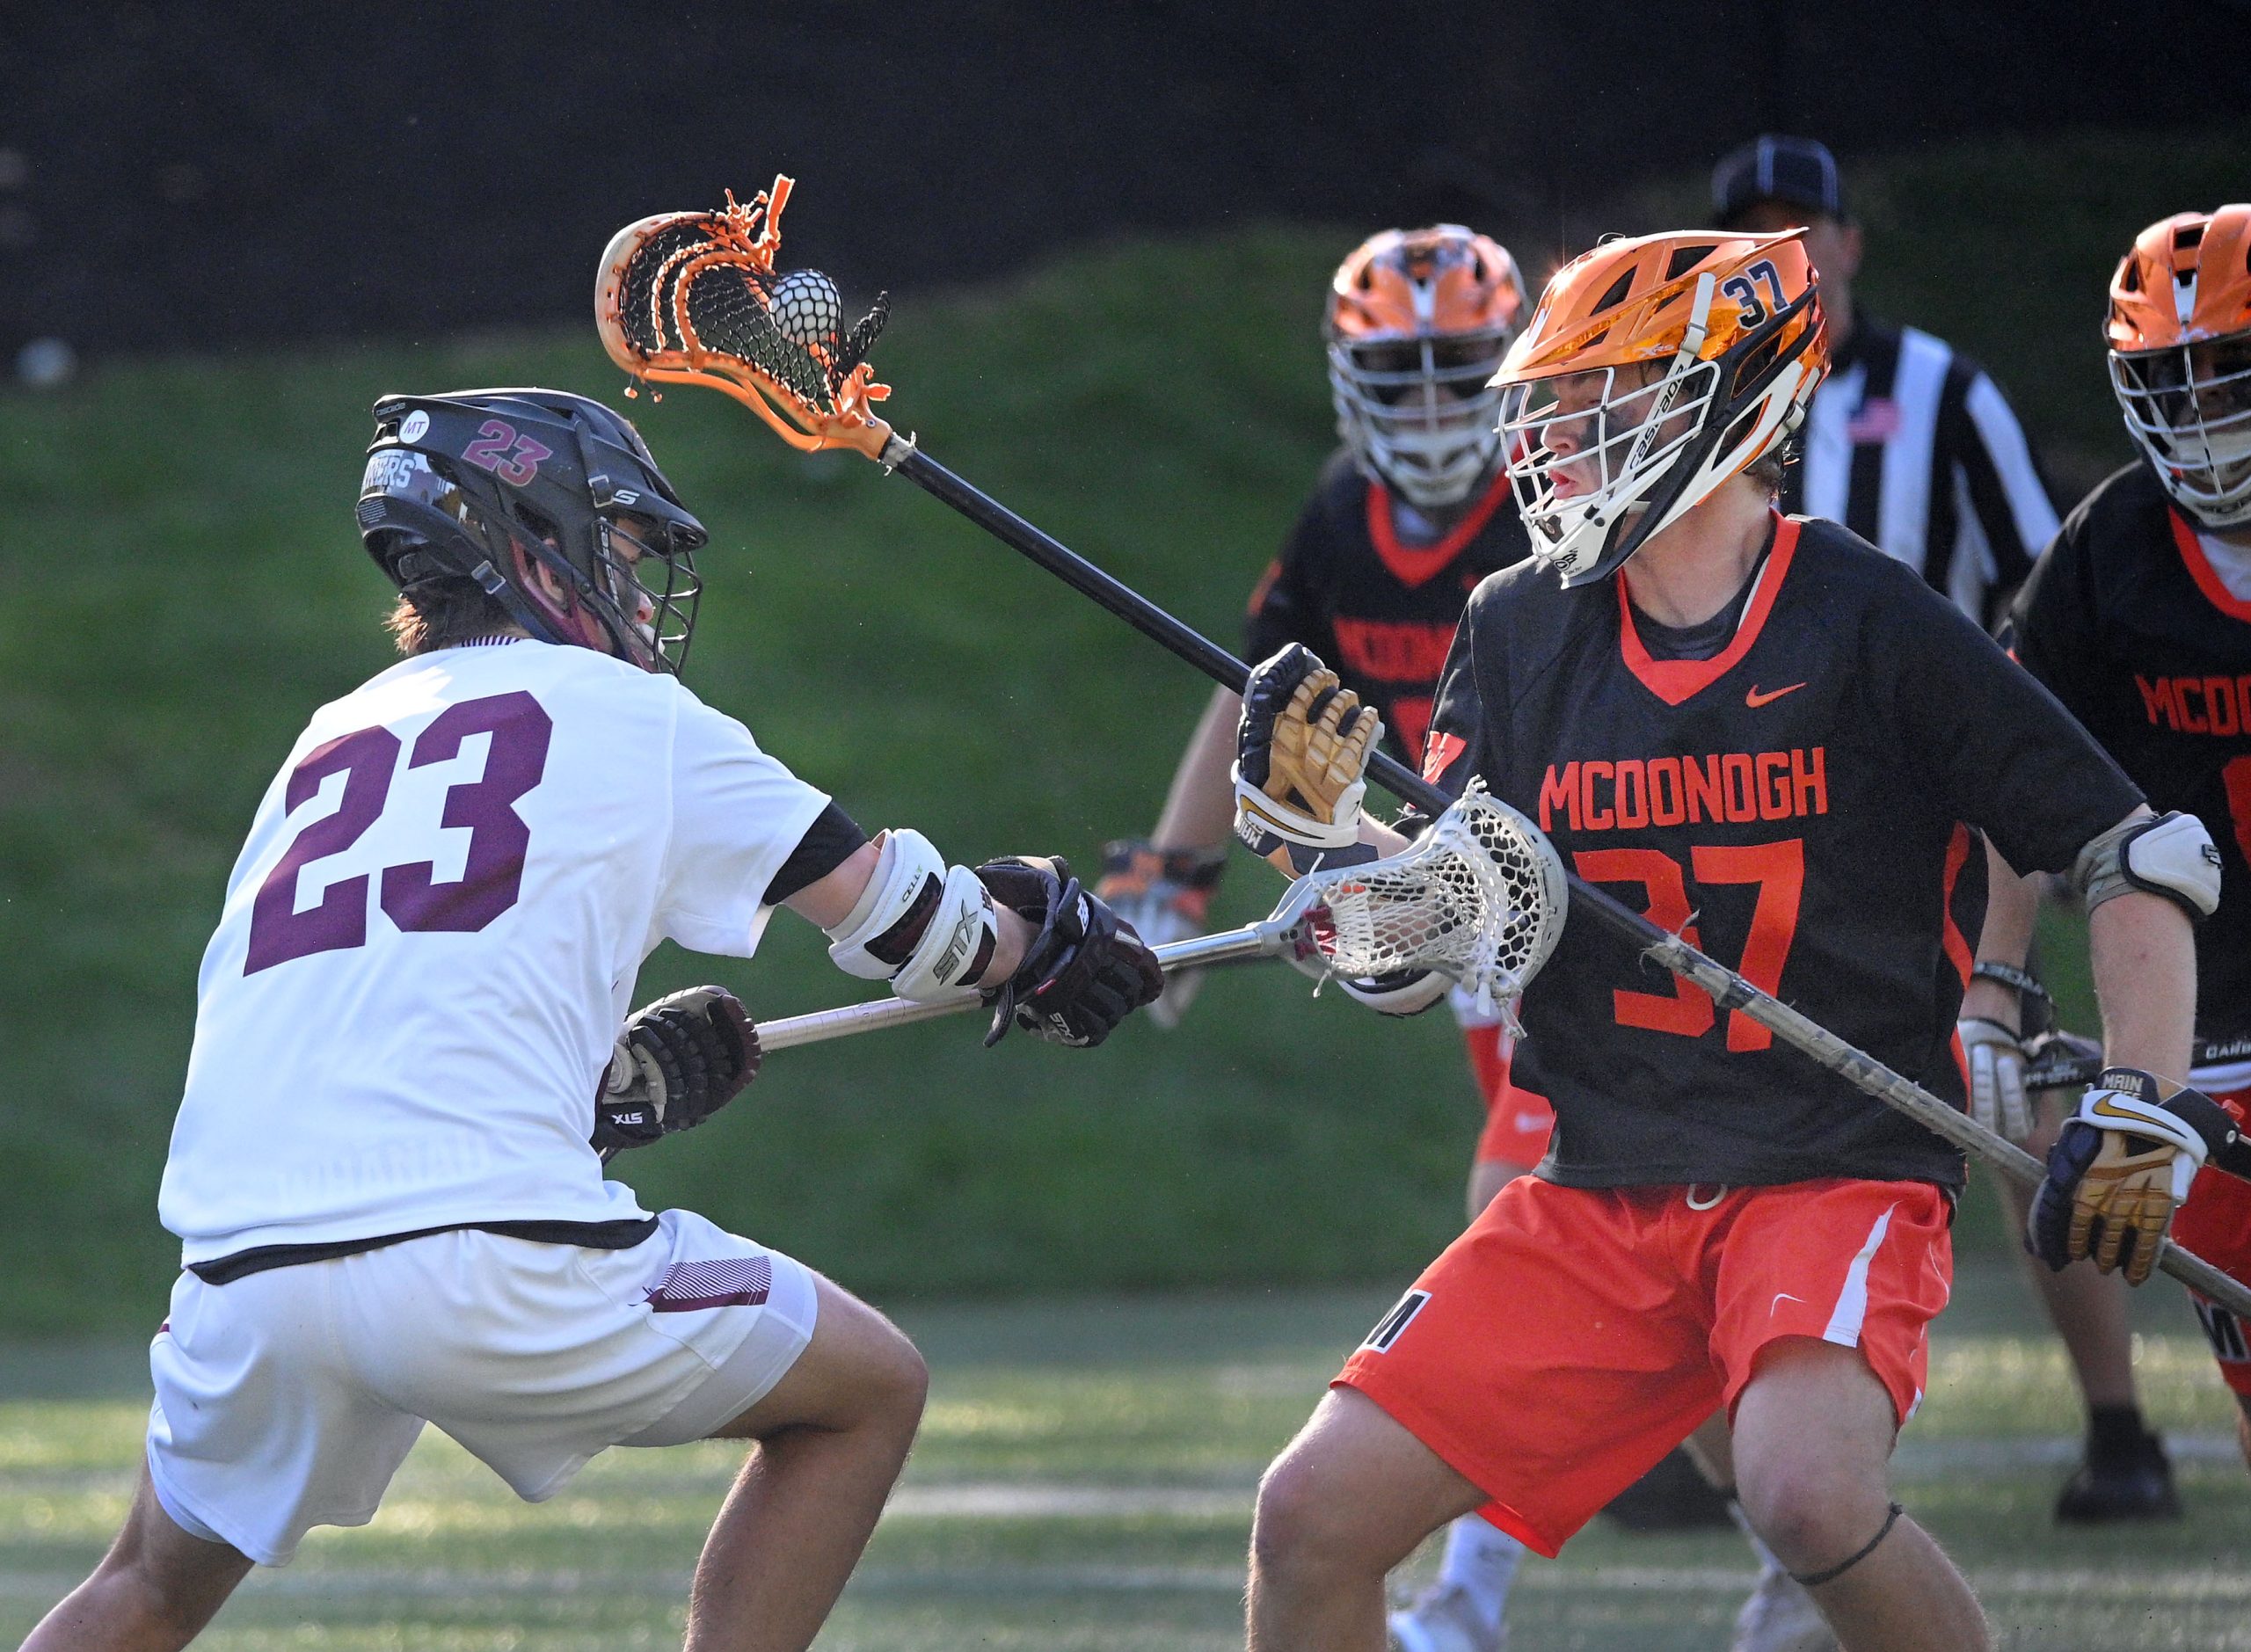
top-left (6, 0), bottom-right (2251, 362)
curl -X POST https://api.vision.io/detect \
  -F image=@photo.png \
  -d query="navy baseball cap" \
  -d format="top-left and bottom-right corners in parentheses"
top-left (1712, 135), bottom-right (1847, 228)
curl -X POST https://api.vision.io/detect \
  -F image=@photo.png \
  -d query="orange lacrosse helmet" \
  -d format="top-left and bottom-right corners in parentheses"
top-left (1491, 229), bottom-right (1828, 586)
top-left (1324, 226), bottom-right (1528, 509)
top-left (2107, 207), bottom-right (2251, 529)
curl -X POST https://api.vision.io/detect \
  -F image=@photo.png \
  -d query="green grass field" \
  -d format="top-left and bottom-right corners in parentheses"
top-left (1, 1260), bottom-right (2243, 1650)
top-left (4, 120), bottom-right (2249, 1337)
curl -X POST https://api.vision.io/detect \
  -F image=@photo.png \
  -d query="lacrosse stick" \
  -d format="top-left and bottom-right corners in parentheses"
top-left (761, 783), bottom-right (1566, 1050)
top-left (594, 181), bottom-right (2251, 1321)
top-left (2022, 1030), bottom-right (2251, 1095)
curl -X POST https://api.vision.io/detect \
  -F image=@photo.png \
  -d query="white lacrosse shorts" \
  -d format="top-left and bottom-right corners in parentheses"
top-left (145, 1208), bottom-right (818, 1565)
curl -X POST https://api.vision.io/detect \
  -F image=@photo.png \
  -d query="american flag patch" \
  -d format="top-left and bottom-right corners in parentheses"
top-left (1846, 397), bottom-right (1900, 443)
top-left (643, 1255), bottom-right (773, 1313)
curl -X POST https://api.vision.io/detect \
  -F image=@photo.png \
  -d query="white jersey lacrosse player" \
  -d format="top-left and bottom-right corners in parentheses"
top-left (21, 387), bottom-right (1162, 1652)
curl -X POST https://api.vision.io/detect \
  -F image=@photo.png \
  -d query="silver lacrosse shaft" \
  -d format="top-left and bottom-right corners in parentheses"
top-left (760, 920), bottom-right (1297, 1053)
top-left (1635, 926), bottom-right (2251, 1320)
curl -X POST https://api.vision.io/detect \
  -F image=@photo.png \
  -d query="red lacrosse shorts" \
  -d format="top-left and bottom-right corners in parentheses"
top-left (1337, 1173), bottom-right (1953, 1557)
top-left (2171, 1084), bottom-right (2251, 1397)
top-left (1461, 1024), bottom-right (1556, 1168)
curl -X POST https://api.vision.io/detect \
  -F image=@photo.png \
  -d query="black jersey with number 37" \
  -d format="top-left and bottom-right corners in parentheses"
top-left (2007, 463), bottom-right (2251, 1043)
top-left (1246, 452), bottom-right (1529, 769)
top-left (1424, 514), bottom-right (2142, 1191)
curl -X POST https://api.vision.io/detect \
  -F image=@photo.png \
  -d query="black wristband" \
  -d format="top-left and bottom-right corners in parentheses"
top-left (1971, 960), bottom-right (2051, 1006)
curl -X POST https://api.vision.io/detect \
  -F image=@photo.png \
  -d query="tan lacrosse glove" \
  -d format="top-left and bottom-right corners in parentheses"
top-left (1233, 644), bottom-right (1382, 875)
top-left (2028, 1067), bottom-right (2240, 1285)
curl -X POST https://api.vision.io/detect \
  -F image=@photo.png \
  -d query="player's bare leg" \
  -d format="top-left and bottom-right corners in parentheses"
top-left (1686, 1415), bottom-right (1835, 1652)
top-left (1388, 1157), bottom-right (1530, 1652)
top-left (1250, 1387), bottom-right (1489, 1652)
top-left (18, 1466), bottom-right (254, 1652)
top-left (687, 1277), bottom-right (928, 1652)
top-left (1730, 1339), bottom-right (1987, 1652)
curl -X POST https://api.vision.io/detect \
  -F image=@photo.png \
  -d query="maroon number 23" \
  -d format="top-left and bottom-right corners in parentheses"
top-left (244, 692), bottom-right (553, 974)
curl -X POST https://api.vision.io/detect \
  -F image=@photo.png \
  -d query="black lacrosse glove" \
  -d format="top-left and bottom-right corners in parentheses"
top-left (974, 856), bottom-right (1166, 1048)
top-left (592, 986), bottom-right (762, 1154)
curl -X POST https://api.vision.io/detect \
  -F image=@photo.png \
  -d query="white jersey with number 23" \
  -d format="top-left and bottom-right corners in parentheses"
top-left (160, 638), bottom-right (829, 1268)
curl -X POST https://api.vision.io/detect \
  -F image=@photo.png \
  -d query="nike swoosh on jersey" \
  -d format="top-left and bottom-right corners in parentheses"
top-left (1745, 681), bottom-right (1808, 708)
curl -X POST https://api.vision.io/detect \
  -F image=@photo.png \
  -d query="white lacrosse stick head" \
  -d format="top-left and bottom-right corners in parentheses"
top-left (1293, 781), bottom-right (1568, 1030)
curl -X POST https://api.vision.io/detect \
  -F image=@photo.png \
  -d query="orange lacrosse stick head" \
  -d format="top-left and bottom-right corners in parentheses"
top-left (595, 176), bottom-right (898, 460)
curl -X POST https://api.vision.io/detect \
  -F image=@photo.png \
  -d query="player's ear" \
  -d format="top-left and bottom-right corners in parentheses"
top-left (528, 552), bottom-right (573, 606)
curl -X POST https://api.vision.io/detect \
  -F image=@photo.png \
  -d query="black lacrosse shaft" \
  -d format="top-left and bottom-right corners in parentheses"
top-left (890, 446), bottom-right (1669, 956)
top-left (882, 446), bottom-right (2251, 1315)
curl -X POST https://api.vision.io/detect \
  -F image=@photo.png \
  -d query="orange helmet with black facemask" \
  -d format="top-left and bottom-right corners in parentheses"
top-left (1491, 229), bottom-right (1828, 587)
top-left (2107, 207), bottom-right (2251, 530)
top-left (1325, 226), bottom-right (1528, 510)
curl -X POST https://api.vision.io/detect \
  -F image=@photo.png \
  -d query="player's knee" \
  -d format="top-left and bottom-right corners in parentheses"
top-left (1735, 1460), bottom-right (1887, 1575)
top-left (871, 1325), bottom-right (929, 1426)
top-left (730, 1284), bottom-right (928, 1445)
top-left (1251, 1443), bottom-right (1372, 1581)
top-left (834, 1306), bottom-right (927, 1439)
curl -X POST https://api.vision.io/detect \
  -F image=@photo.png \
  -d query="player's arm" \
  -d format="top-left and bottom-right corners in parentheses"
top-left (1092, 685), bottom-right (1236, 1029)
top-left (1887, 564), bottom-right (2233, 1278)
top-left (1095, 535), bottom-right (1329, 1014)
top-left (1149, 686), bottom-right (1243, 852)
top-left (782, 817), bottom-right (1162, 1049)
top-left (2028, 807), bottom-right (2243, 1283)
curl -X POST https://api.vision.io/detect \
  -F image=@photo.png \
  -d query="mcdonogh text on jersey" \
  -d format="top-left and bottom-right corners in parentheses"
top-left (1538, 747), bottom-right (1830, 833)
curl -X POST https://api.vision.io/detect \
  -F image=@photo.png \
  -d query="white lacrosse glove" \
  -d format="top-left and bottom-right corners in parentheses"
top-left (1958, 1016), bottom-right (2032, 1142)
top-left (1233, 644), bottom-right (1381, 876)
top-left (1095, 839), bottom-right (1227, 1030)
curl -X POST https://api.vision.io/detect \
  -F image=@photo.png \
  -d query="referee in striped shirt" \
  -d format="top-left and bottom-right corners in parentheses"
top-left (1714, 135), bottom-right (2058, 624)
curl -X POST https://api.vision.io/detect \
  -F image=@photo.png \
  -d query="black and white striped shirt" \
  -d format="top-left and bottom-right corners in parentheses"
top-left (1781, 317), bottom-right (2058, 624)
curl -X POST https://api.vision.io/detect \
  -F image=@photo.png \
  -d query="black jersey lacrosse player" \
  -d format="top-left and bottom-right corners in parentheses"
top-left (1976, 207), bottom-right (2251, 1495)
top-left (1094, 225), bottom-right (1550, 1650)
top-left (1232, 229), bottom-right (2207, 1652)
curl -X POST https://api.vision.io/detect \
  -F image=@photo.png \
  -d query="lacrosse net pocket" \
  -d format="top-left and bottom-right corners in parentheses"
top-left (1300, 782), bottom-right (1568, 1029)
top-left (596, 176), bottom-right (897, 457)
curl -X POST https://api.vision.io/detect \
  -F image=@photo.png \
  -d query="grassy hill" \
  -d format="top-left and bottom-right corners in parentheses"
top-left (2, 127), bottom-right (2244, 1333)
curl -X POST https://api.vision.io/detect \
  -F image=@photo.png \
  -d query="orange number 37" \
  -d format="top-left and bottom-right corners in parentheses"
top-left (1570, 839), bottom-right (1805, 1052)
